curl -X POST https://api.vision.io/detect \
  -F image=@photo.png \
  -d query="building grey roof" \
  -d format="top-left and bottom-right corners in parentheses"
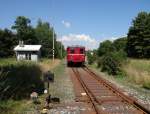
top-left (14, 45), bottom-right (42, 51)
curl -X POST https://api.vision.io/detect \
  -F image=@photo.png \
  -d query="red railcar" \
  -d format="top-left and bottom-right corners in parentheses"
top-left (67, 46), bottom-right (85, 66)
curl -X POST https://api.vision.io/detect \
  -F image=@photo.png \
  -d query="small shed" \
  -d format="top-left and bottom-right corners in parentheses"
top-left (14, 44), bottom-right (42, 62)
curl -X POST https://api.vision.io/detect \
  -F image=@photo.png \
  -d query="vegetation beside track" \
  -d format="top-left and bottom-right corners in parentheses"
top-left (0, 58), bottom-right (44, 113)
top-left (122, 59), bottom-right (150, 89)
top-left (87, 11), bottom-right (150, 89)
top-left (0, 58), bottom-right (73, 114)
top-left (88, 58), bottom-right (150, 105)
top-left (0, 59), bottom-right (44, 100)
top-left (89, 58), bottom-right (150, 89)
top-left (48, 61), bottom-right (75, 102)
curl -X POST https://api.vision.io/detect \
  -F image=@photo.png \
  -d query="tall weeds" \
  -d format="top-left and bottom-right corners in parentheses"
top-left (123, 59), bottom-right (150, 89)
top-left (0, 62), bottom-right (44, 100)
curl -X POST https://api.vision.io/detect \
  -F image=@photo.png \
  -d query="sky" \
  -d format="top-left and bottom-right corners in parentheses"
top-left (0, 0), bottom-right (150, 49)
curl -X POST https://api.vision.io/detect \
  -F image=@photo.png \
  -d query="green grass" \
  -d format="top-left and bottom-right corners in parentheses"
top-left (90, 58), bottom-right (150, 89)
top-left (0, 100), bottom-right (36, 114)
top-left (127, 59), bottom-right (150, 72)
top-left (122, 59), bottom-right (150, 89)
top-left (0, 58), bottom-right (17, 65)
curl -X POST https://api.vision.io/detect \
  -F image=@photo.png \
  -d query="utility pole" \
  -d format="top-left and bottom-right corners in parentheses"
top-left (53, 27), bottom-right (55, 62)
top-left (61, 39), bottom-right (62, 59)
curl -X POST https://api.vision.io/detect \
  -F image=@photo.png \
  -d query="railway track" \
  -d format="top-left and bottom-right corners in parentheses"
top-left (71, 67), bottom-right (150, 114)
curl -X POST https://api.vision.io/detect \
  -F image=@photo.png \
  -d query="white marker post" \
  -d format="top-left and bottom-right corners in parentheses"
top-left (52, 27), bottom-right (55, 62)
top-left (61, 39), bottom-right (62, 59)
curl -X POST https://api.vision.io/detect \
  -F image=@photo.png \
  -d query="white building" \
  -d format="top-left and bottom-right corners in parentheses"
top-left (14, 44), bottom-right (42, 62)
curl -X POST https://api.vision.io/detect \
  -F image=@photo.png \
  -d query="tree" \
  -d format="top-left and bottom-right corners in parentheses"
top-left (97, 40), bottom-right (115, 56)
top-left (35, 19), bottom-right (65, 58)
top-left (12, 16), bottom-right (38, 44)
top-left (87, 50), bottom-right (97, 64)
top-left (0, 29), bottom-right (17, 58)
top-left (0, 17), bottom-right (65, 58)
top-left (96, 38), bottom-right (127, 75)
top-left (35, 19), bottom-right (54, 57)
top-left (127, 12), bottom-right (150, 58)
top-left (113, 37), bottom-right (127, 51)
top-left (55, 41), bottom-right (65, 58)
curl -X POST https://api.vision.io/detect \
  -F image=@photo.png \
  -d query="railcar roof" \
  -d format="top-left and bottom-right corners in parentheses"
top-left (67, 45), bottom-right (85, 48)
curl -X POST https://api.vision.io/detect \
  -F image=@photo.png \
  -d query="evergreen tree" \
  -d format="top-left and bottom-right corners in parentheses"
top-left (12, 16), bottom-right (38, 44)
top-left (97, 40), bottom-right (115, 56)
top-left (127, 12), bottom-right (150, 58)
top-left (0, 29), bottom-right (17, 57)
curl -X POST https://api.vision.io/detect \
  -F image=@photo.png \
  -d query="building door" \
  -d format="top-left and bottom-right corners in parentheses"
top-left (29, 53), bottom-right (31, 60)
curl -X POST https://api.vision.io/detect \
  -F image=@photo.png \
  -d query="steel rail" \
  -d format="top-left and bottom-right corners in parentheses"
top-left (72, 68), bottom-right (100, 114)
top-left (83, 66), bottom-right (150, 114)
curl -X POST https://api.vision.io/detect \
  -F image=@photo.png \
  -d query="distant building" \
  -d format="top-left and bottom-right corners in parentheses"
top-left (14, 41), bottom-right (42, 62)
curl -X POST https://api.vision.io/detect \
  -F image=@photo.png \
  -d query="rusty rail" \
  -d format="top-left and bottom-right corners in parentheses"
top-left (72, 68), bottom-right (100, 114)
top-left (84, 66), bottom-right (150, 114)
top-left (71, 67), bottom-right (150, 114)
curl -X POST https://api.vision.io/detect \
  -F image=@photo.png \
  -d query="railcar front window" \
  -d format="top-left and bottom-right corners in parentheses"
top-left (70, 49), bottom-right (74, 54)
top-left (80, 49), bottom-right (84, 54)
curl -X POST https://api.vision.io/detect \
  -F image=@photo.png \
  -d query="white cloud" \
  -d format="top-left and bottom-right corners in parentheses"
top-left (99, 35), bottom-right (127, 43)
top-left (61, 20), bottom-right (71, 28)
top-left (58, 34), bottom-right (99, 50)
top-left (57, 34), bottom-right (127, 50)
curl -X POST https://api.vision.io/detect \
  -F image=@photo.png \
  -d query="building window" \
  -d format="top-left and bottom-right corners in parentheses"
top-left (25, 53), bottom-right (31, 60)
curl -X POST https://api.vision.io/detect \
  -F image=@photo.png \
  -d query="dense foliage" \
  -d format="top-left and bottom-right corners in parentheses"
top-left (0, 62), bottom-right (44, 100)
top-left (97, 37), bottom-right (127, 75)
top-left (95, 11), bottom-right (150, 75)
top-left (35, 20), bottom-right (54, 57)
top-left (12, 16), bottom-right (38, 44)
top-left (0, 16), bottom-right (65, 58)
top-left (127, 12), bottom-right (150, 58)
top-left (97, 40), bottom-right (115, 56)
top-left (98, 50), bottom-right (127, 75)
top-left (0, 29), bottom-right (17, 57)
top-left (113, 37), bottom-right (127, 51)
top-left (35, 19), bottom-right (65, 58)
top-left (87, 50), bottom-right (97, 64)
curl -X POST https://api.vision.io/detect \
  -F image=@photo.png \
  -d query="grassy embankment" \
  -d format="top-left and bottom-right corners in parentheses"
top-left (122, 59), bottom-right (150, 89)
top-left (0, 58), bottom-right (74, 114)
top-left (90, 59), bottom-right (150, 89)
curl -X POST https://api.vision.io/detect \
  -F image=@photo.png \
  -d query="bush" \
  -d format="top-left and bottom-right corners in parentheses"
top-left (0, 62), bottom-right (44, 100)
top-left (101, 55), bottom-right (120, 75)
top-left (97, 57), bottom-right (103, 68)
top-left (99, 50), bottom-right (127, 75)
top-left (143, 82), bottom-right (150, 89)
top-left (87, 51), bottom-right (96, 65)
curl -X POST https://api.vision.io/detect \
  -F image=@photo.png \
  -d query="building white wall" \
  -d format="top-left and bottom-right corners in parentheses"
top-left (31, 54), bottom-right (38, 61)
top-left (16, 51), bottom-right (40, 62)
top-left (17, 53), bottom-right (26, 60)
